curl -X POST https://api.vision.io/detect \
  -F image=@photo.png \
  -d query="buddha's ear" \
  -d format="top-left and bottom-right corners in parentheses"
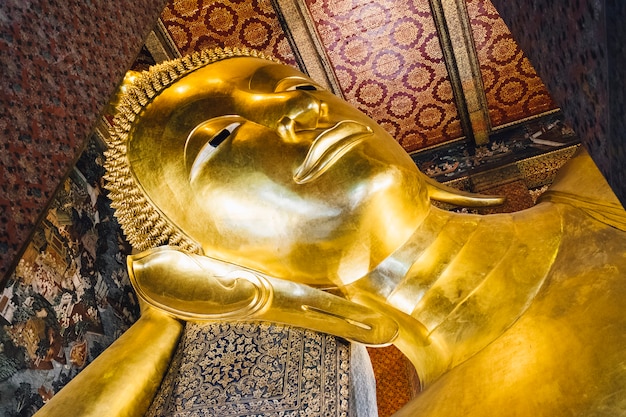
top-left (422, 174), bottom-right (505, 207)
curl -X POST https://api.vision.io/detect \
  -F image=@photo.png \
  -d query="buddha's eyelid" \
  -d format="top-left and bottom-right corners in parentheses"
top-left (188, 118), bottom-right (242, 183)
top-left (274, 76), bottom-right (322, 92)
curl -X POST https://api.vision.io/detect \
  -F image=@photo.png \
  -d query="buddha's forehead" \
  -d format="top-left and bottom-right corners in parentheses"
top-left (178, 57), bottom-right (316, 94)
top-left (248, 62), bottom-right (317, 91)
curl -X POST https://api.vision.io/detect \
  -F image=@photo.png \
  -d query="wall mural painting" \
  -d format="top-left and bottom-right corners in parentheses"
top-left (304, 0), bottom-right (463, 152)
top-left (0, 137), bottom-right (138, 417)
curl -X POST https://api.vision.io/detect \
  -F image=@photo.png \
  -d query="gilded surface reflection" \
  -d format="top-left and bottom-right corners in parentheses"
top-left (36, 48), bottom-right (626, 416)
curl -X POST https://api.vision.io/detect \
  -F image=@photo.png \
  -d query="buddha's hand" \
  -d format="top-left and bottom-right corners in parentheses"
top-left (128, 246), bottom-right (399, 346)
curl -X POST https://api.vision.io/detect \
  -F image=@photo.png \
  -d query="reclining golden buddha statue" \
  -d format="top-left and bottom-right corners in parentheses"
top-left (36, 48), bottom-right (626, 416)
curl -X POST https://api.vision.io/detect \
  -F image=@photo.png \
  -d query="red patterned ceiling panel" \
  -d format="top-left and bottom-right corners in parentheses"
top-left (160, 0), bottom-right (296, 65)
top-left (304, 0), bottom-right (463, 153)
top-left (467, 0), bottom-right (557, 128)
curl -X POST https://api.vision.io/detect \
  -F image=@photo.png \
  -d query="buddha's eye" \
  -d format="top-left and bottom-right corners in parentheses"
top-left (185, 116), bottom-right (243, 182)
top-left (208, 123), bottom-right (239, 148)
top-left (289, 84), bottom-right (318, 91)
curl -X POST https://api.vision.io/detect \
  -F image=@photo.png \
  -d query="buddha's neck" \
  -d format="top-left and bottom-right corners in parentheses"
top-left (347, 202), bottom-right (563, 385)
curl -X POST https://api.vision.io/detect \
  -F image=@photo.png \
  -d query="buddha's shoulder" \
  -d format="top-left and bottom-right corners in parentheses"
top-left (395, 242), bottom-right (626, 417)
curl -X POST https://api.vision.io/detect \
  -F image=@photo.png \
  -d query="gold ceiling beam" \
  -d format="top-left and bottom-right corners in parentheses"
top-left (145, 19), bottom-right (182, 62)
top-left (429, 0), bottom-right (491, 145)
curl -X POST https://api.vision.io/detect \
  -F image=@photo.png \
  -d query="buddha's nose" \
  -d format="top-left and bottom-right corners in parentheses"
top-left (276, 94), bottom-right (327, 142)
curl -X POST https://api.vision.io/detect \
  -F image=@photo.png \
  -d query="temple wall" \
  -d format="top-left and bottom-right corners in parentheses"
top-left (0, 0), bottom-right (167, 282)
top-left (490, 0), bottom-right (626, 206)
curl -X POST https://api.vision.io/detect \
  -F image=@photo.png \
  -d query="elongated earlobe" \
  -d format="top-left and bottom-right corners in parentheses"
top-left (423, 175), bottom-right (505, 207)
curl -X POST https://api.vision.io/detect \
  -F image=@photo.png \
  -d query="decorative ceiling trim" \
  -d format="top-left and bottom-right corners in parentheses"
top-left (492, 108), bottom-right (560, 132)
top-left (271, 0), bottom-right (344, 97)
top-left (441, 144), bottom-right (580, 196)
top-left (515, 145), bottom-right (579, 189)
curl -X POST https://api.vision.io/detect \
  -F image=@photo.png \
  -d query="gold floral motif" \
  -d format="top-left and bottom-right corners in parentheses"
top-left (147, 322), bottom-right (350, 416)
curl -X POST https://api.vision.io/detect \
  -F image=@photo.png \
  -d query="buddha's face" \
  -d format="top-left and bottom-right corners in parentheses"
top-left (128, 57), bottom-right (428, 285)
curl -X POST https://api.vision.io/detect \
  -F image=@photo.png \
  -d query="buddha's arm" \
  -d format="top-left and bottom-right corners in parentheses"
top-left (129, 246), bottom-right (399, 346)
top-left (34, 305), bottom-right (183, 417)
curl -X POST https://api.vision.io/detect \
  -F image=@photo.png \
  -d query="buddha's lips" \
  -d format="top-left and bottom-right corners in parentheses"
top-left (293, 120), bottom-right (372, 184)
